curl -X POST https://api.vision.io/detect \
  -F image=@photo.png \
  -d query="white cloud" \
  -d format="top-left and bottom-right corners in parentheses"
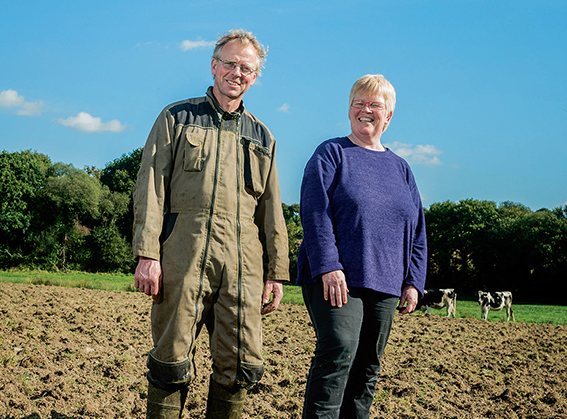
top-left (17, 100), bottom-right (45, 116)
top-left (385, 141), bottom-right (442, 166)
top-left (56, 112), bottom-right (126, 133)
top-left (0, 89), bottom-right (25, 107)
top-left (0, 89), bottom-right (44, 116)
top-left (180, 39), bottom-right (216, 51)
top-left (277, 103), bottom-right (291, 113)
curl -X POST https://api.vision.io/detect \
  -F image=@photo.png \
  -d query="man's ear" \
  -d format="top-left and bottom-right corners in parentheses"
top-left (249, 72), bottom-right (258, 86)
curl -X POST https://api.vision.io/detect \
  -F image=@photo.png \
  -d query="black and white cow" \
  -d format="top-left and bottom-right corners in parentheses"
top-left (416, 288), bottom-right (457, 318)
top-left (477, 291), bottom-right (515, 321)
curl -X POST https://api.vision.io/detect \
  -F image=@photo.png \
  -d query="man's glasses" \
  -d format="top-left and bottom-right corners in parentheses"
top-left (351, 100), bottom-right (386, 110)
top-left (218, 59), bottom-right (256, 76)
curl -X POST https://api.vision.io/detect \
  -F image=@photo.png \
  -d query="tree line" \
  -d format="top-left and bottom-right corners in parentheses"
top-left (1, 149), bottom-right (566, 303)
top-left (426, 199), bottom-right (567, 303)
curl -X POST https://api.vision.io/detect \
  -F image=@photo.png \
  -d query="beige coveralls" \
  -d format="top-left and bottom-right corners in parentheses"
top-left (132, 88), bottom-right (289, 390)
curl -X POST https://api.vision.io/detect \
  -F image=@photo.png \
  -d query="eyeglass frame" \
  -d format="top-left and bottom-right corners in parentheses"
top-left (217, 59), bottom-right (257, 76)
top-left (350, 100), bottom-right (386, 111)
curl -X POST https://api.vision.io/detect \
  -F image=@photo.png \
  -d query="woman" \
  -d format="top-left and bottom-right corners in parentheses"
top-left (297, 74), bottom-right (427, 419)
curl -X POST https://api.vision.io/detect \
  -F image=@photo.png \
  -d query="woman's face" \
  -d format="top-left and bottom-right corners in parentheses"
top-left (348, 91), bottom-right (392, 142)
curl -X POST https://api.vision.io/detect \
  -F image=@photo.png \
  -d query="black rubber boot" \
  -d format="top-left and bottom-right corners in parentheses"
top-left (205, 379), bottom-right (247, 419)
top-left (146, 382), bottom-right (188, 419)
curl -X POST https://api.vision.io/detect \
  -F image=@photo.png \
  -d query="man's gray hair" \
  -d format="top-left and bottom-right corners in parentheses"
top-left (212, 29), bottom-right (268, 75)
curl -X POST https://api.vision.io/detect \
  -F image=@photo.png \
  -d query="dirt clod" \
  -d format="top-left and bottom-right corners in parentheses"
top-left (1, 283), bottom-right (566, 418)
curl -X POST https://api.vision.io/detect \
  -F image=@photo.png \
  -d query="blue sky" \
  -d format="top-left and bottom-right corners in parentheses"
top-left (1, 1), bottom-right (566, 210)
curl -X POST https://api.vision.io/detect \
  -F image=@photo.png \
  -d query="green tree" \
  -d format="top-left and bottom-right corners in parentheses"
top-left (494, 209), bottom-right (567, 300)
top-left (282, 203), bottom-right (302, 281)
top-left (1, 149), bottom-right (137, 273)
top-left (86, 223), bottom-right (134, 272)
top-left (38, 163), bottom-right (131, 271)
top-left (0, 150), bottom-right (51, 267)
top-left (551, 204), bottom-right (567, 219)
top-left (425, 199), bottom-right (567, 302)
top-left (100, 147), bottom-right (142, 194)
top-left (44, 163), bottom-right (106, 222)
top-left (497, 201), bottom-right (532, 220)
top-left (425, 199), bottom-right (499, 291)
top-left (99, 147), bottom-right (143, 244)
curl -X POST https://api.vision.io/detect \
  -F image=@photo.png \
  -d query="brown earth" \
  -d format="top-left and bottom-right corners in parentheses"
top-left (1, 282), bottom-right (566, 419)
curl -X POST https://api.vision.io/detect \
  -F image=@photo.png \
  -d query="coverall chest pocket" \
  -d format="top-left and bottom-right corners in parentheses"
top-left (183, 131), bottom-right (207, 172)
top-left (242, 137), bottom-right (271, 198)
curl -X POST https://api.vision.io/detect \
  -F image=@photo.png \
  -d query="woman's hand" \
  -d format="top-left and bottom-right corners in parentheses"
top-left (322, 270), bottom-right (349, 307)
top-left (397, 285), bottom-right (418, 314)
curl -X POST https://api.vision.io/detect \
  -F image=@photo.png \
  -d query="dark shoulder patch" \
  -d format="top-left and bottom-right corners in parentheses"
top-left (240, 111), bottom-right (274, 150)
top-left (167, 97), bottom-right (215, 129)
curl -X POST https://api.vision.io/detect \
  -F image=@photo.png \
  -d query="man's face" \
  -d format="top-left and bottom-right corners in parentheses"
top-left (211, 40), bottom-right (258, 108)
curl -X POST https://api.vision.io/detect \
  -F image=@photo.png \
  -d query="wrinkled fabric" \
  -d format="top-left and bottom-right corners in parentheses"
top-left (133, 87), bottom-right (289, 388)
top-left (297, 137), bottom-right (427, 297)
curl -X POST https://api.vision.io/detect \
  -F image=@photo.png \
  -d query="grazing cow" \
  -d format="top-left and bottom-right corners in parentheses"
top-left (416, 288), bottom-right (457, 318)
top-left (477, 291), bottom-right (515, 321)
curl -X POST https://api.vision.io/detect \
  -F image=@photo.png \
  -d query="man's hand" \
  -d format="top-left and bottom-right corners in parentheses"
top-left (397, 285), bottom-right (418, 314)
top-left (262, 280), bottom-right (283, 315)
top-left (322, 270), bottom-right (348, 308)
top-left (134, 257), bottom-right (162, 301)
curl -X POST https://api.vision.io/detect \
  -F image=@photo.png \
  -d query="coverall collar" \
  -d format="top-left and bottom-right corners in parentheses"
top-left (206, 86), bottom-right (244, 121)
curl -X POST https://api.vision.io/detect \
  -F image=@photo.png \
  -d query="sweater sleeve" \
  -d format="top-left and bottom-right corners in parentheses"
top-left (403, 168), bottom-right (428, 297)
top-left (299, 142), bottom-right (344, 278)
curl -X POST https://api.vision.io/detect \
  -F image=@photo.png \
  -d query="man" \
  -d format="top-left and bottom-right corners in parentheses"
top-left (133, 29), bottom-right (289, 419)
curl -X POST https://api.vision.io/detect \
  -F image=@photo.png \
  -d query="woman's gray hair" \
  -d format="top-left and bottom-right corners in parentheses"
top-left (212, 29), bottom-right (268, 76)
top-left (349, 74), bottom-right (396, 120)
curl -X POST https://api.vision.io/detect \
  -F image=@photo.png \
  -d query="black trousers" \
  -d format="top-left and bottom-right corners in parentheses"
top-left (302, 282), bottom-right (398, 419)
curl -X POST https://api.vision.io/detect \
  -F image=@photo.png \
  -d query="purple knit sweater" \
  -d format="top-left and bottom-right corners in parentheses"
top-left (296, 137), bottom-right (427, 297)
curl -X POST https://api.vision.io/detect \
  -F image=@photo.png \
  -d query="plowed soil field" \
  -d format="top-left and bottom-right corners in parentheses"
top-left (1, 283), bottom-right (566, 418)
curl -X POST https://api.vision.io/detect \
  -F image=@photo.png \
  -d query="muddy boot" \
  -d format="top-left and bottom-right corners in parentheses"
top-left (205, 379), bottom-right (247, 419)
top-left (146, 382), bottom-right (188, 419)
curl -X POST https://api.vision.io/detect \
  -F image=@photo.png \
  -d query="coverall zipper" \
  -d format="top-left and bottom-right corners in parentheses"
top-left (235, 117), bottom-right (243, 378)
top-left (189, 112), bottom-right (224, 359)
top-left (190, 113), bottom-right (245, 385)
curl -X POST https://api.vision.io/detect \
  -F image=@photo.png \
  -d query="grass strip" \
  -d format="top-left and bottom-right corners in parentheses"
top-left (1, 271), bottom-right (565, 324)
